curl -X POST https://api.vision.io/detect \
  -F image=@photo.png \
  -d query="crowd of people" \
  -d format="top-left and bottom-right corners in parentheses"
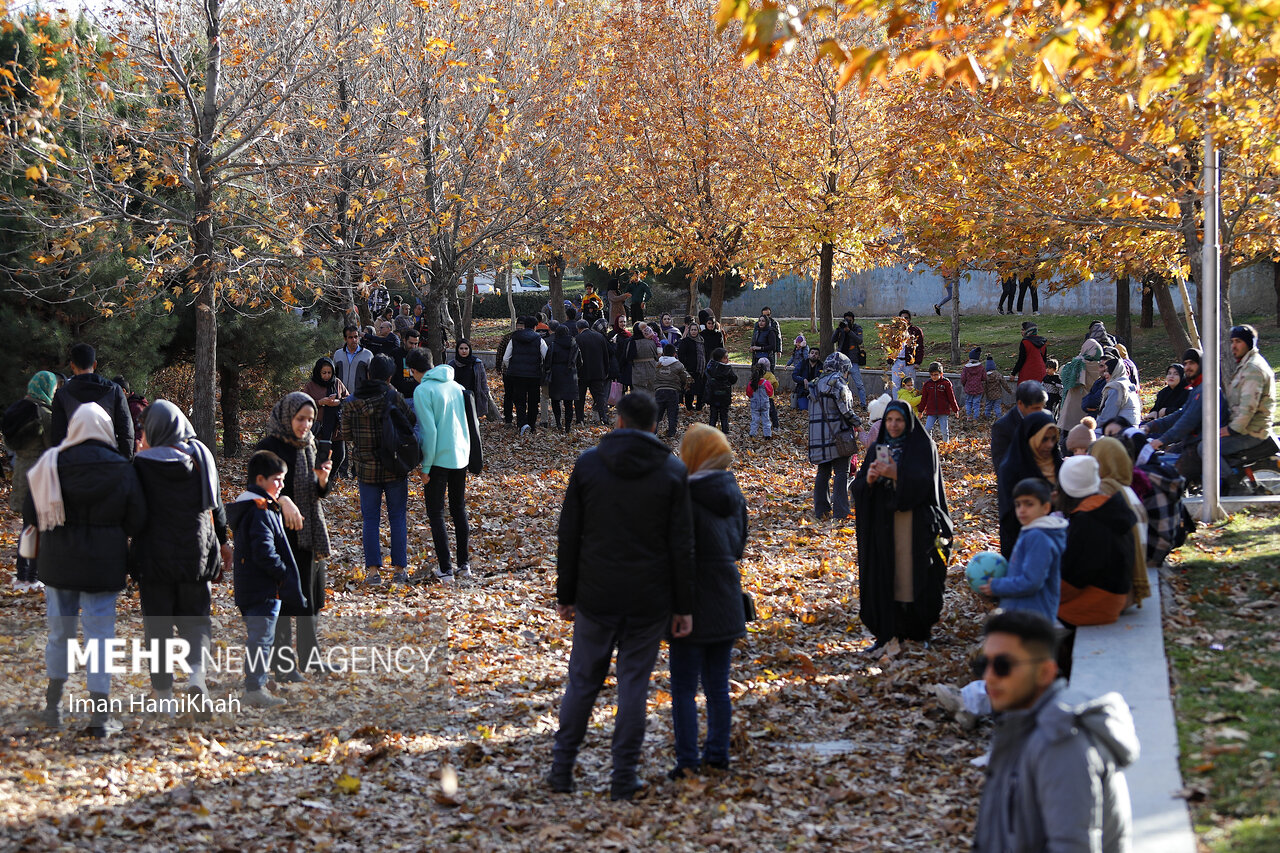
top-left (2, 301), bottom-right (1275, 848)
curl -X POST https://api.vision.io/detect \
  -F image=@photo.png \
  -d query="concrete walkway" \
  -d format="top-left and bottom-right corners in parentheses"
top-left (1069, 568), bottom-right (1197, 853)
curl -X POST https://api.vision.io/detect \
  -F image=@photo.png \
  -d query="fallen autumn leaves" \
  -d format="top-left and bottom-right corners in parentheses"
top-left (0, 397), bottom-right (1005, 851)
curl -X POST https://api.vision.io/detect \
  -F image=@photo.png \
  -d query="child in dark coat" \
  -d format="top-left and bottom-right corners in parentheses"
top-left (226, 451), bottom-right (308, 708)
top-left (703, 348), bottom-right (738, 433)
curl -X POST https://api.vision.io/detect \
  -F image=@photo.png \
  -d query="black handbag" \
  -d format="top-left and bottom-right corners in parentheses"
top-left (742, 592), bottom-right (757, 622)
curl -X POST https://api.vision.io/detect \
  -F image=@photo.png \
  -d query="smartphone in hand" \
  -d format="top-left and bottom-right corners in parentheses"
top-left (876, 444), bottom-right (892, 466)
top-left (315, 439), bottom-right (332, 466)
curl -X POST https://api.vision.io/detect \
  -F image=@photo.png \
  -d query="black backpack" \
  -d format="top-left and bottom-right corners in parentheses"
top-left (1, 399), bottom-right (40, 446)
top-left (377, 388), bottom-right (423, 478)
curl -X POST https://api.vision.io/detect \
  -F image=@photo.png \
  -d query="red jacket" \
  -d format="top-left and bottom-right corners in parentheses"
top-left (919, 377), bottom-right (959, 416)
top-left (1013, 336), bottom-right (1048, 383)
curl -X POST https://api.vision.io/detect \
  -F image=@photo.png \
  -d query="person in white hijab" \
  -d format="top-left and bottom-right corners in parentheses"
top-left (26, 403), bottom-right (146, 737)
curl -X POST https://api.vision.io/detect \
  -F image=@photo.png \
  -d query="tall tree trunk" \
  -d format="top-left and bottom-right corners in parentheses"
top-left (461, 268), bottom-right (476, 340)
top-left (504, 265), bottom-right (517, 329)
top-left (709, 271), bottom-right (726, 322)
top-left (1274, 261), bottom-right (1280, 327)
top-left (809, 272), bottom-right (818, 333)
top-left (192, 277), bottom-right (218, 448)
top-left (1177, 276), bottom-right (1202, 349)
top-left (1115, 274), bottom-right (1132, 345)
top-left (547, 254), bottom-right (566, 323)
top-left (423, 286), bottom-right (449, 368)
top-left (947, 269), bottom-right (961, 365)
top-left (1140, 276), bottom-right (1154, 328)
top-left (444, 287), bottom-right (461, 350)
top-left (218, 363), bottom-right (241, 458)
top-left (817, 241), bottom-right (834, 356)
top-left (189, 0), bottom-right (222, 449)
top-left (1150, 274), bottom-right (1192, 354)
top-left (686, 270), bottom-right (698, 321)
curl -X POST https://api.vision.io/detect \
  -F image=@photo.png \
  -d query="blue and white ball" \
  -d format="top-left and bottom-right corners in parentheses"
top-left (966, 551), bottom-right (1009, 593)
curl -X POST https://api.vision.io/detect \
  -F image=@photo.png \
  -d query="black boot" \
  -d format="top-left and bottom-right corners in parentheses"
top-left (40, 678), bottom-right (65, 727)
top-left (85, 691), bottom-right (122, 739)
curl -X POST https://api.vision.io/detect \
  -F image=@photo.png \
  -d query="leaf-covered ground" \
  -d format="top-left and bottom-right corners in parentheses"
top-left (1163, 508), bottom-right (1280, 853)
top-left (0, 397), bottom-right (1023, 851)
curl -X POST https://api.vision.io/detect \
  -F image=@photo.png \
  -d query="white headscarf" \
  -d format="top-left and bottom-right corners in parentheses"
top-left (26, 403), bottom-right (117, 531)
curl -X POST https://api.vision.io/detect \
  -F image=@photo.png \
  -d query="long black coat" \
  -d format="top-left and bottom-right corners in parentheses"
top-left (576, 329), bottom-right (611, 383)
top-left (548, 335), bottom-right (580, 401)
top-left (26, 441), bottom-right (147, 592)
top-left (851, 402), bottom-right (953, 643)
top-left (673, 469), bottom-right (749, 645)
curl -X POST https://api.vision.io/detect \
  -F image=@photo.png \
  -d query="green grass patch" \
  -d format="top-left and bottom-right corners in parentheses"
top-left (753, 313), bottom-right (1279, 399)
top-left (1166, 507), bottom-right (1280, 851)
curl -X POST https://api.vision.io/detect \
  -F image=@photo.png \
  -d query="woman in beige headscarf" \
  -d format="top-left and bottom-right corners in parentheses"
top-left (667, 424), bottom-right (748, 777)
top-left (1090, 437), bottom-right (1150, 606)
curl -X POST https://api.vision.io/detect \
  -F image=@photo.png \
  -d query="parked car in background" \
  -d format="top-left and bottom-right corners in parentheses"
top-left (456, 266), bottom-right (543, 295)
top-left (510, 272), bottom-right (548, 293)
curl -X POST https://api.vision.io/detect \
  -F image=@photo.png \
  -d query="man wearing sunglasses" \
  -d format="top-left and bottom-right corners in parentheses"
top-left (973, 611), bottom-right (1138, 853)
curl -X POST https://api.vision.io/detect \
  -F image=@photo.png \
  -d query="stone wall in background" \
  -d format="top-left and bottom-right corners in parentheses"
top-left (720, 260), bottom-right (1276, 319)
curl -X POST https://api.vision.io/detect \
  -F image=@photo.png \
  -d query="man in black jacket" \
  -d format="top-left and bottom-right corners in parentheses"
top-left (50, 343), bottom-right (135, 458)
top-left (574, 319), bottom-right (611, 425)
top-left (990, 381), bottom-right (1047, 470)
top-left (549, 392), bottom-right (696, 801)
top-left (502, 316), bottom-right (549, 435)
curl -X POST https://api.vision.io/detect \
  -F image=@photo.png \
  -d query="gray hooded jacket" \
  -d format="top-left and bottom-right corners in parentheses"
top-left (974, 680), bottom-right (1139, 853)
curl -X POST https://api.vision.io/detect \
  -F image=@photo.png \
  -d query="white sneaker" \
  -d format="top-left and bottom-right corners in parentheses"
top-left (243, 688), bottom-right (287, 708)
top-left (930, 683), bottom-right (978, 730)
top-left (455, 563), bottom-right (473, 579)
top-left (433, 567), bottom-right (454, 585)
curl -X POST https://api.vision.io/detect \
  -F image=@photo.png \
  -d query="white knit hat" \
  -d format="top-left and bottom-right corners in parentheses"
top-left (1059, 455), bottom-right (1101, 498)
top-left (868, 393), bottom-right (892, 422)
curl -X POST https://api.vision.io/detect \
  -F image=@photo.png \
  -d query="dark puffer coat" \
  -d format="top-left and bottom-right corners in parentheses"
top-left (556, 429), bottom-right (695, 618)
top-left (26, 441), bottom-right (147, 592)
top-left (130, 452), bottom-right (227, 583)
top-left (673, 469), bottom-right (748, 645)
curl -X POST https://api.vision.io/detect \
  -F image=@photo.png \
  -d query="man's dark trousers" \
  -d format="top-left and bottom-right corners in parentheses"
top-left (551, 608), bottom-right (667, 787)
top-left (509, 376), bottom-right (540, 430)
top-left (577, 378), bottom-right (607, 424)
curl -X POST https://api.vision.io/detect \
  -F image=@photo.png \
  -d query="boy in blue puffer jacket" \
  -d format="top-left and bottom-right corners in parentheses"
top-left (935, 478), bottom-right (1067, 726)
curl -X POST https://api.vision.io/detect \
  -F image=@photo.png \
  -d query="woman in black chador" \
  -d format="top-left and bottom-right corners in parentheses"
top-left (851, 399), bottom-right (953, 654)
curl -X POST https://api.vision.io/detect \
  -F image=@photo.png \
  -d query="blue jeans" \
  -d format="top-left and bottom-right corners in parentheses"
top-left (669, 640), bottom-right (735, 770)
top-left (891, 360), bottom-right (916, 393)
top-left (847, 364), bottom-right (867, 406)
top-left (964, 395), bottom-right (981, 418)
top-left (938, 281), bottom-right (954, 308)
top-left (46, 587), bottom-right (118, 695)
top-left (240, 600), bottom-right (280, 691)
top-left (983, 399), bottom-right (1001, 418)
top-left (358, 478), bottom-right (409, 569)
top-left (924, 414), bottom-right (950, 442)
